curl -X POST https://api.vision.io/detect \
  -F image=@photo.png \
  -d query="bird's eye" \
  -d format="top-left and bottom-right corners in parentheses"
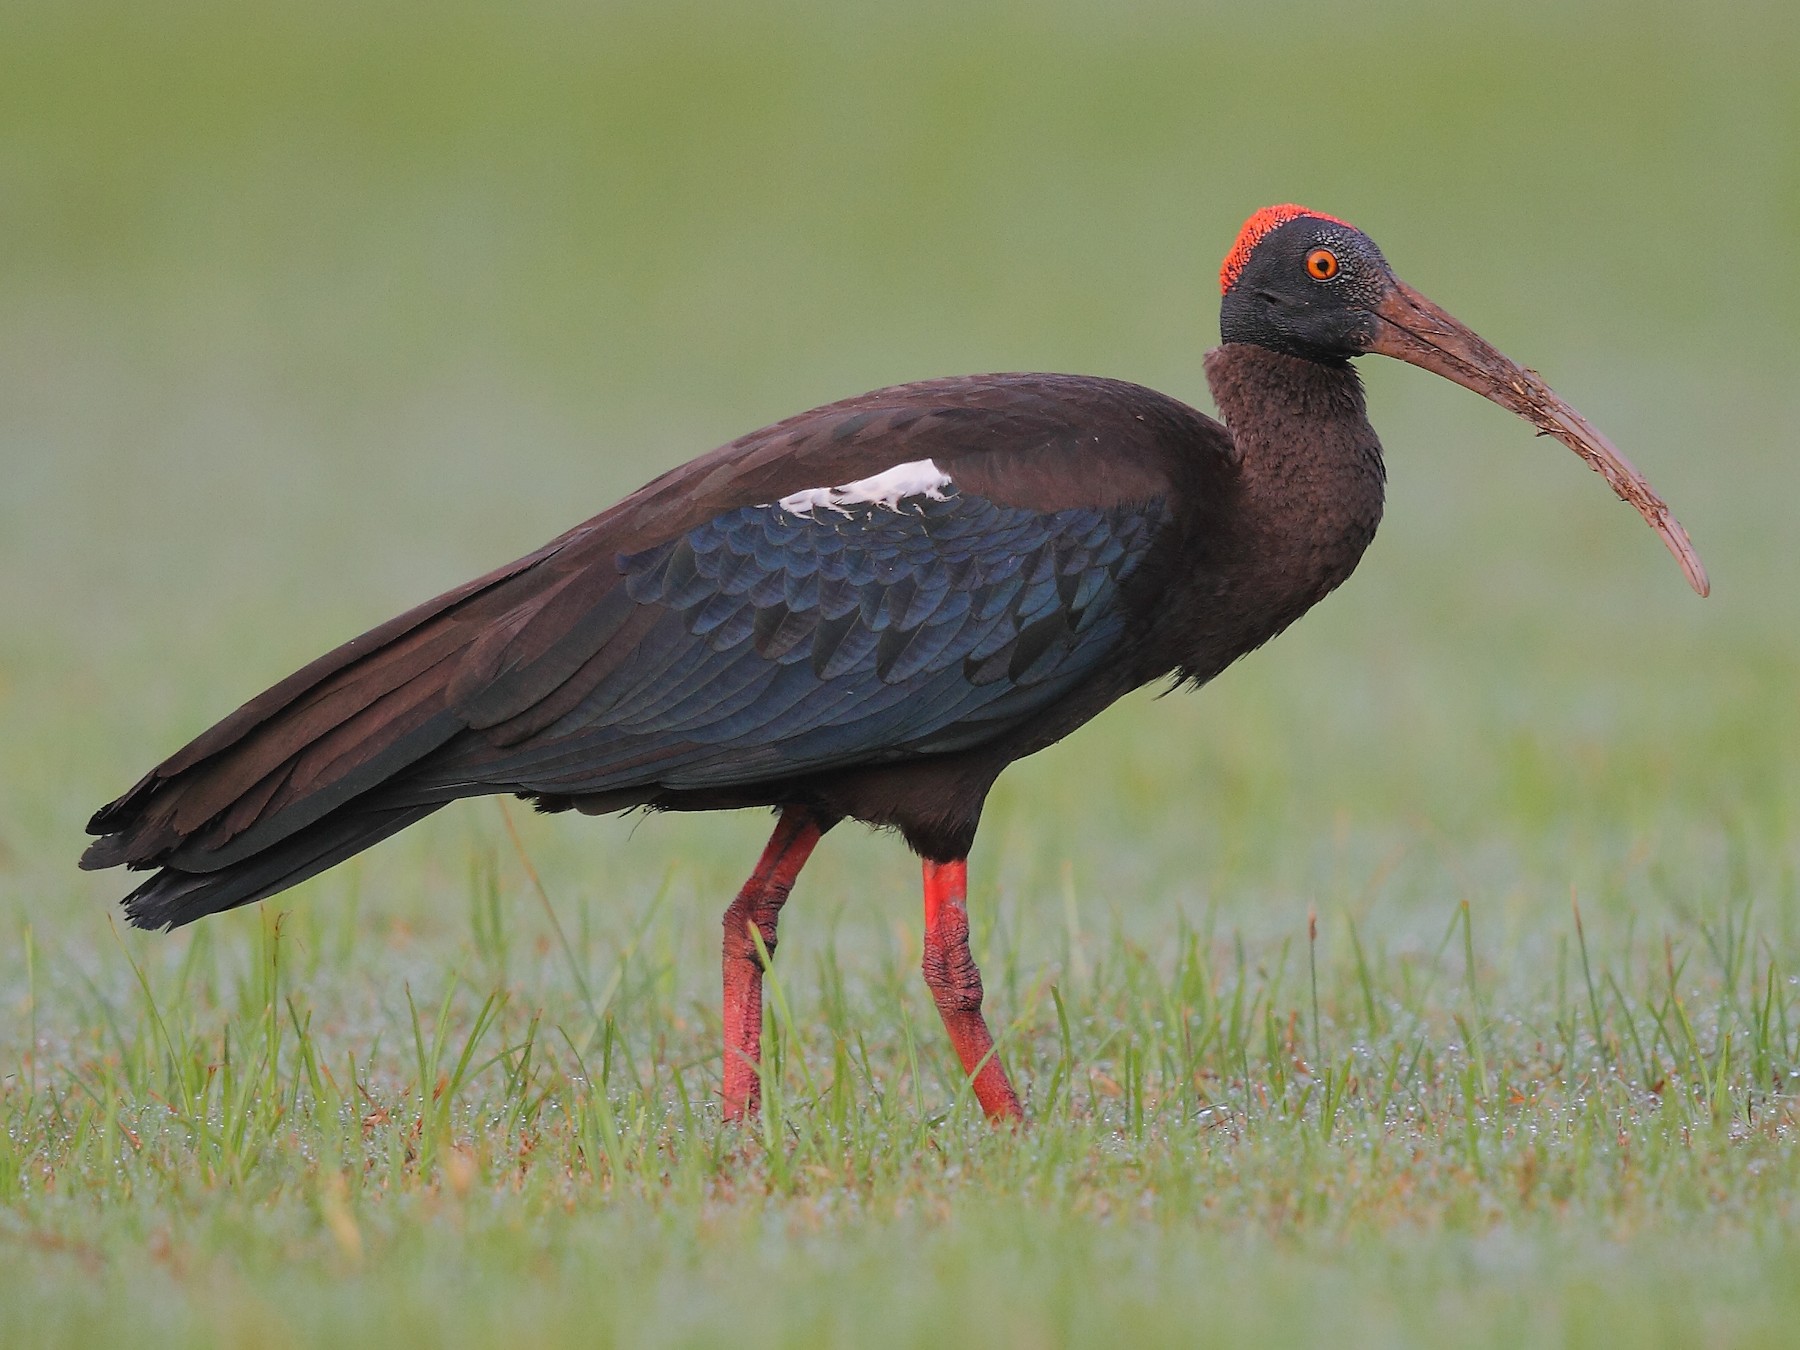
top-left (1305, 248), bottom-right (1339, 280)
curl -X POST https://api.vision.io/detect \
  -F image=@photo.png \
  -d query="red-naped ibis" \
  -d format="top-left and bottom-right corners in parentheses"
top-left (84, 206), bottom-right (1707, 1122)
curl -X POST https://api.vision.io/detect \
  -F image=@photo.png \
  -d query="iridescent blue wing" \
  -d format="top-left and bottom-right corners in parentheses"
top-left (413, 486), bottom-right (1165, 797)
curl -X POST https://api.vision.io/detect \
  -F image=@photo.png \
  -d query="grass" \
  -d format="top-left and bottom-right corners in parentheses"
top-left (4, 823), bottom-right (1798, 1345)
top-left (2, 0), bottom-right (1798, 1344)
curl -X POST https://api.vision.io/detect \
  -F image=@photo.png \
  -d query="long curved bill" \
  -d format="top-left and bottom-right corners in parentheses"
top-left (1368, 278), bottom-right (1709, 597)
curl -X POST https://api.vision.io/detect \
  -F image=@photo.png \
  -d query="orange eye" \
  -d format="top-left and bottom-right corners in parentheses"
top-left (1305, 248), bottom-right (1339, 280)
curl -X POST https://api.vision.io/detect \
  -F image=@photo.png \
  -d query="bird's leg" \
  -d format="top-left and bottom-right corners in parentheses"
top-left (920, 858), bottom-right (1024, 1121)
top-left (720, 807), bottom-right (829, 1122)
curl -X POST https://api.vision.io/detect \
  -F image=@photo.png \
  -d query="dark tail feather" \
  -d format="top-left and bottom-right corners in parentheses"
top-left (121, 798), bottom-right (446, 931)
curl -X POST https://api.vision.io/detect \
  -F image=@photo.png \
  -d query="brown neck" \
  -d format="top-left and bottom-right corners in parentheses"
top-left (1205, 342), bottom-right (1386, 583)
top-left (1163, 344), bottom-right (1386, 682)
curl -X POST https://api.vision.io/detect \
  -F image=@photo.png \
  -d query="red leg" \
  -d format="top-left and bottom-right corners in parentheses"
top-left (720, 808), bottom-right (828, 1121)
top-left (921, 858), bottom-right (1024, 1121)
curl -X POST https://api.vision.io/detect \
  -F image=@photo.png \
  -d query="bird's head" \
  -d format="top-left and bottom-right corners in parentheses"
top-left (1218, 204), bottom-right (1708, 596)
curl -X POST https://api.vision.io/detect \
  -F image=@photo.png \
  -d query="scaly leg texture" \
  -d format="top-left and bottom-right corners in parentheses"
top-left (720, 808), bottom-right (829, 1121)
top-left (921, 858), bottom-right (1024, 1121)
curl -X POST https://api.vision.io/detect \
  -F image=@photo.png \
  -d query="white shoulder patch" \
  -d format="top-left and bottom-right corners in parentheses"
top-left (773, 458), bottom-right (954, 517)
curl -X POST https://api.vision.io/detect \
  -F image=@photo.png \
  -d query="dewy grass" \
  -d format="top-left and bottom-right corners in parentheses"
top-left (4, 826), bottom-right (1797, 1344)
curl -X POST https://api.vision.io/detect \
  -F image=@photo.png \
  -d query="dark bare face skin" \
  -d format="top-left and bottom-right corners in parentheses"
top-left (1221, 210), bottom-right (1709, 596)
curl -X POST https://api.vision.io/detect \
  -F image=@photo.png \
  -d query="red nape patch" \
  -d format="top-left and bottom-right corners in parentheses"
top-left (1218, 204), bottom-right (1353, 294)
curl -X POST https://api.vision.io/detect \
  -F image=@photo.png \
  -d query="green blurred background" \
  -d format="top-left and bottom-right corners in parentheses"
top-left (3, 3), bottom-right (1799, 1342)
top-left (2, 0), bottom-right (1796, 935)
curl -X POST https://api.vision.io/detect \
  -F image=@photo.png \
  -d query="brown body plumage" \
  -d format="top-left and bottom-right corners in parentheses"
top-left (85, 351), bottom-right (1380, 918)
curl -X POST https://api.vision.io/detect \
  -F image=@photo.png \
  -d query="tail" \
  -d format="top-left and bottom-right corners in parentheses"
top-left (82, 528), bottom-right (587, 930)
top-left (116, 798), bottom-right (444, 931)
